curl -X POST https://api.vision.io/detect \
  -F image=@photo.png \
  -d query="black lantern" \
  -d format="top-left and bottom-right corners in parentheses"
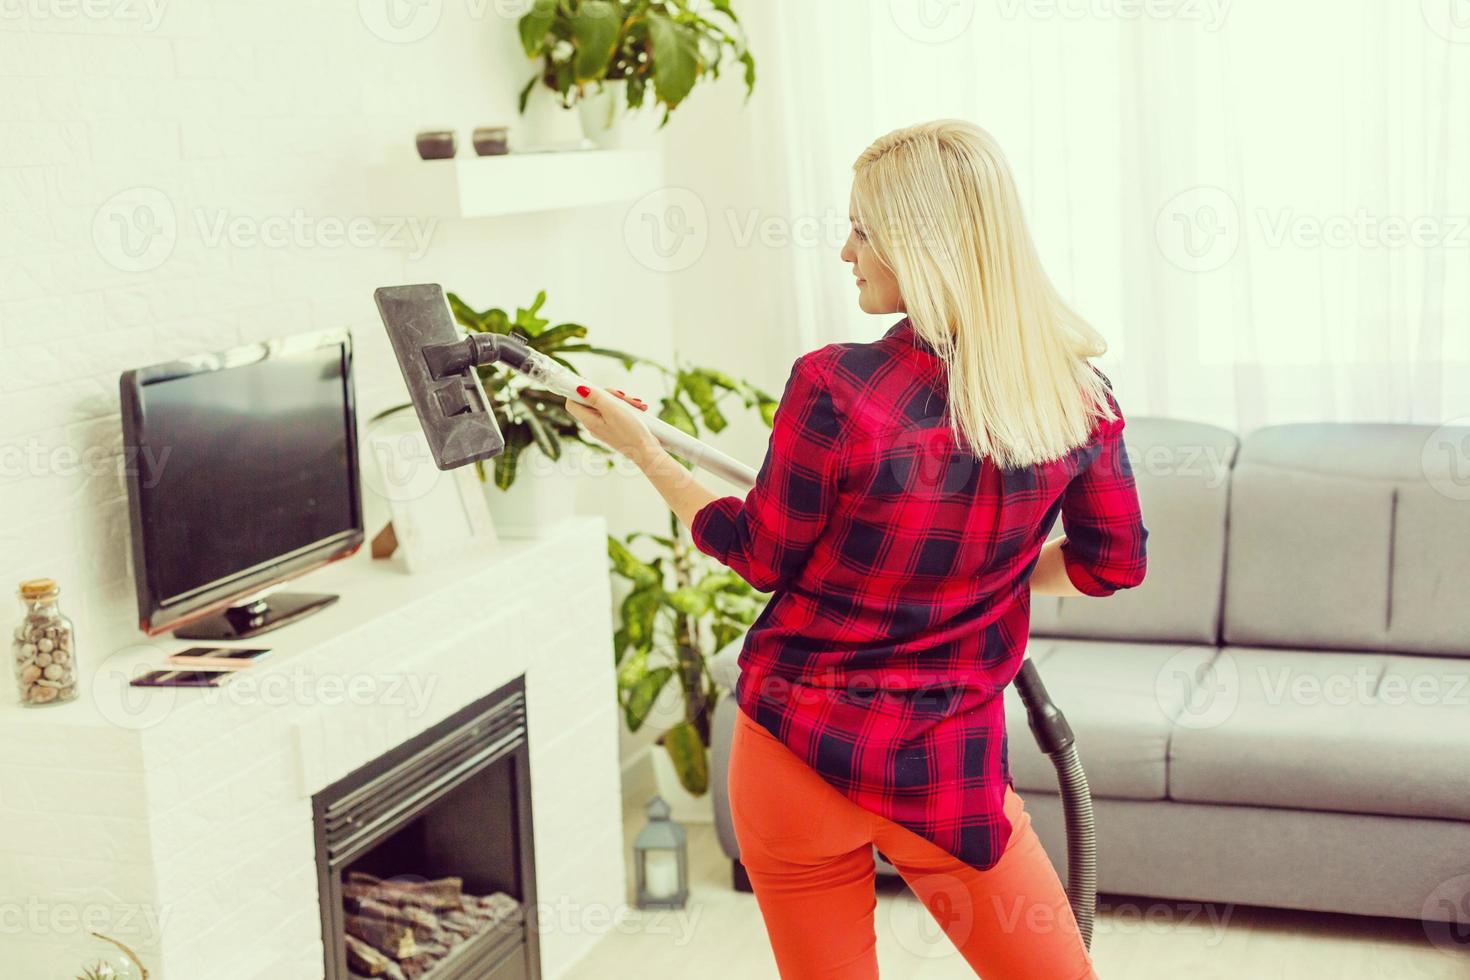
top-left (633, 795), bottom-right (688, 910)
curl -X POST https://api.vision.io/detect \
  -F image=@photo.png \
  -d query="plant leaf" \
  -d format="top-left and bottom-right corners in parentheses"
top-left (569, 344), bottom-right (656, 371)
top-left (571, 0), bottom-right (622, 82)
top-left (662, 720), bottom-right (709, 794)
top-left (609, 536), bottom-right (661, 589)
top-left (680, 370), bottom-right (727, 432)
top-left (523, 403), bottom-right (561, 461)
top-left (616, 646), bottom-right (648, 688)
top-left (518, 73), bottom-right (539, 114)
top-left (667, 586), bottom-right (712, 616)
top-left (518, 0), bottom-right (558, 57)
top-left (658, 395), bottom-right (698, 437)
top-left (529, 322), bottom-right (589, 352)
top-left (621, 585), bottom-right (663, 650)
top-left (493, 430), bottom-right (531, 490)
top-left (627, 531), bottom-right (676, 549)
top-left (698, 367), bottom-right (740, 390)
top-left (514, 291), bottom-right (551, 335)
top-left (697, 570), bottom-right (749, 595)
top-left (447, 292), bottom-right (486, 331)
top-left (624, 666), bottom-right (673, 732)
top-left (717, 593), bottom-right (764, 621)
top-left (647, 13), bottom-right (700, 110)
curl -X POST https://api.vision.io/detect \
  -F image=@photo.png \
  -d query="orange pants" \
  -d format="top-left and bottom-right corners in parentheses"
top-left (730, 707), bottom-right (1097, 979)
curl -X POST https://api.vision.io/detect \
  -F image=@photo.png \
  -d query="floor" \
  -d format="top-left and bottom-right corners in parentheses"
top-left (564, 805), bottom-right (1470, 980)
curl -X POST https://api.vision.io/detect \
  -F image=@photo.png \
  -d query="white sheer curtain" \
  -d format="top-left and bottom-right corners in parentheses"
top-left (735, 0), bottom-right (1470, 431)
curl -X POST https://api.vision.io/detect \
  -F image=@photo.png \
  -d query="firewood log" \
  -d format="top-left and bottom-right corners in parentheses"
top-left (346, 896), bottom-right (442, 941)
top-left (344, 934), bottom-right (392, 977)
top-left (344, 872), bottom-right (465, 912)
top-left (345, 913), bottom-right (417, 959)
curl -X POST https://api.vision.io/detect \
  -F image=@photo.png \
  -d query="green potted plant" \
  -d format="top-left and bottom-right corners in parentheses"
top-left (374, 289), bottom-right (778, 804)
top-left (517, 0), bottom-right (757, 148)
top-left (606, 363), bottom-right (777, 815)
top-left (372, 288), bottom-right (640, 532)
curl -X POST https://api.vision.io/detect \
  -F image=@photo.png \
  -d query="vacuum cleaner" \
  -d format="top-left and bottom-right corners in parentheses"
top-left (375, 283), bottom-right (1098, 950)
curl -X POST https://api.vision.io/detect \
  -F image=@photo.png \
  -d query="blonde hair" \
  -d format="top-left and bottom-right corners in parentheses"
top-left (851, 119), bottom-right (1115, 469)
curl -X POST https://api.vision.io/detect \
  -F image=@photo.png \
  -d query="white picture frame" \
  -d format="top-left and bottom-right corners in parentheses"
top-left (367, 424), bottom-right (498, 574)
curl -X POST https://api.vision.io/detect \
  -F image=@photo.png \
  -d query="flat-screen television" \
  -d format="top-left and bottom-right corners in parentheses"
top-left (120, 329), bottom-right (364, 639)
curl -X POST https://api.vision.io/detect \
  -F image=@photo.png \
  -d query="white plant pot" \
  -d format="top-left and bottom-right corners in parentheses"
top-left (516, 82), bottom-right (587, 150)
top-left (578, 79), bottom-right (630, 149)
top-left (649, 741), bottom-right (715, 824)
top-left (483, 440), bottom-right (594, 537)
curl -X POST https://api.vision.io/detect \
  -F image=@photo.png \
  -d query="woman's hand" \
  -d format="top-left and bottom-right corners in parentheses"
top-left (565, 385), bottom-right (659, 462)
top-left (572, 385), bottom-right (722, 529)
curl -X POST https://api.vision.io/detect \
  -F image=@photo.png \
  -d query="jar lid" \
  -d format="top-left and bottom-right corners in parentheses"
top-left (19, 578), bottom-right (59, 600)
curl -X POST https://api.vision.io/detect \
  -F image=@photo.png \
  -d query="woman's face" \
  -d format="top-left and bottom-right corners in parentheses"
top-left (841, 199), bottom-right (904, 315)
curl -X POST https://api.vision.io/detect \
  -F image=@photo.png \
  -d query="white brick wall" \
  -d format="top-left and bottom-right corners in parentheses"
top-left (0, 517), bottom-right (625, 979)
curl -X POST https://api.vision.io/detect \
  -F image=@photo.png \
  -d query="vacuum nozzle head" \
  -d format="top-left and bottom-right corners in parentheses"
top-left (374, 283), bottom-right (505, 471)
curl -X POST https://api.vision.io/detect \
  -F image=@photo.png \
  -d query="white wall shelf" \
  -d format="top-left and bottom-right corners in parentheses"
top-left (368, 147), bottom-right (664, 219)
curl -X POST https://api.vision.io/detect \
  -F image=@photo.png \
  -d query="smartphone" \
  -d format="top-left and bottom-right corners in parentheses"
top-left (164, 647), bottom-right (272, 671)
top-left (129, 668), bottom-right (232, 688)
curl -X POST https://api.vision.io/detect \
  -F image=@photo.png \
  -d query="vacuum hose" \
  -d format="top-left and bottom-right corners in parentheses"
top-left (458, 330), bottom-right (1097, 947)
top-left (1012, 659), bottom-right (1096, 949)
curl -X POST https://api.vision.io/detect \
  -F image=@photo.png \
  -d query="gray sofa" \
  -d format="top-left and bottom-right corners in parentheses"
top-left (709, 419), bottom-right (1470, 926)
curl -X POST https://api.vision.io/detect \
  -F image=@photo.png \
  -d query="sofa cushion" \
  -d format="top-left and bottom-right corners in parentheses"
top-left (1003, 638), bottom-right (1217, 801)
top-left (1167, 647), bottom-right (1470, 820)
top-left (1031, 417), bottom-right (1237, 647)
top-left (1223, 422), bottom-right (1470, 657)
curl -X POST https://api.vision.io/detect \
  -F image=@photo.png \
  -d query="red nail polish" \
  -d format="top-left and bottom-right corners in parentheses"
top-left (576, 385), bottom-right (590, 397)
top-left (614, 389), bottom-right (626, 395)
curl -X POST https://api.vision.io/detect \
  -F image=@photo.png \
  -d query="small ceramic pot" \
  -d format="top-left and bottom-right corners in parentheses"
top-left (415, 130), bottom-right (457, 160)
top-left (472, 126), bottom-right (510, 156)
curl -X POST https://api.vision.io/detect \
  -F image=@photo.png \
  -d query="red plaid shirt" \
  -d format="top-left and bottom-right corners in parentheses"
top-left (691, 317), bottom-right (1148, 870)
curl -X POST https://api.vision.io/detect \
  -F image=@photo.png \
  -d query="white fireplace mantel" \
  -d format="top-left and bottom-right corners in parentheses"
top-left (0, 516), bottom-right (625, 980)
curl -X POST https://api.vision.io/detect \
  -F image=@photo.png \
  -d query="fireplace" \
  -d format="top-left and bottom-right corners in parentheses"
top-left (313, 676), bottom-right (539, 980)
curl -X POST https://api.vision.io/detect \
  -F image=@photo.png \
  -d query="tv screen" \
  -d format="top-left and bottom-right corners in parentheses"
top-left (121, 330), bottom-right (363, 635)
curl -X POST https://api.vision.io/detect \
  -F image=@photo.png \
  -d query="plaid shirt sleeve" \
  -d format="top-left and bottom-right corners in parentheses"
top-left (1059, 391), bottom-right (1149, 596)
top-left (689, 353), bottom-right (842, 593)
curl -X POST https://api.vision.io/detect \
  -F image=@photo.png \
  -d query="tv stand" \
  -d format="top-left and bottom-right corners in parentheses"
top-left (174, 592), bottom-right (340, 640)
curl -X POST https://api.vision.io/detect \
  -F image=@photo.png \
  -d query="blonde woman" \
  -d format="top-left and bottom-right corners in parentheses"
top-left (570, 119), bottom-right (1146, 979)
